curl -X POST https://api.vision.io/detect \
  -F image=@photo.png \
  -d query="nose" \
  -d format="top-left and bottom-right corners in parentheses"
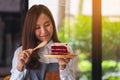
top-left (40, 26), bottom-right (46, 34)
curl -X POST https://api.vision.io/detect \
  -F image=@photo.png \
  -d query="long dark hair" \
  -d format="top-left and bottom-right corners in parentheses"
top-left (22, 4), bottom-right (60, 69)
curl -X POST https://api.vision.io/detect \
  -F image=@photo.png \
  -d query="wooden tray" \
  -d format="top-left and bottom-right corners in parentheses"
top-left (44, 54), bottom-right (77, 59)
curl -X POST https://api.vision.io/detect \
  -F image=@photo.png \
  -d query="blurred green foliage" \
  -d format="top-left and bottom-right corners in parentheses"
top-left (102, 17), bottom-right (120, 60)
top-left (58, 15), bottom-right (92, 52)
top-left (57, 15), bottom-right (120, 80)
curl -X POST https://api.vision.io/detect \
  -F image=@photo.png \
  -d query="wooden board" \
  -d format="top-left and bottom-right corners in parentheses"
top-left (44, 54), bottom-right (77, 59)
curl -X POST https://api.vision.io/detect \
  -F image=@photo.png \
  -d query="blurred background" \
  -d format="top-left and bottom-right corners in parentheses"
top-left (0, 0), bottom-right (120, 80)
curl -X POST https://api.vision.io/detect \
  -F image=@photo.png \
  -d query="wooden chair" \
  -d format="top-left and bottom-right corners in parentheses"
top-left (45, 72), bottom-right (60, 80)
top-left (3, 75), bottom-right (10, 80)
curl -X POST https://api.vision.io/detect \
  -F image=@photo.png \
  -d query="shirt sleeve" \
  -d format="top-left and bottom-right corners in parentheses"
top-left (10, 47), bottom-right (26, 80)
top-left (59, 45), bottom-right (76, 80)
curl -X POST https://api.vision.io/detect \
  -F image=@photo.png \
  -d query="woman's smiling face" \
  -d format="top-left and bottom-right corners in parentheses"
top-left (35, 13), bottom-right (53, 42)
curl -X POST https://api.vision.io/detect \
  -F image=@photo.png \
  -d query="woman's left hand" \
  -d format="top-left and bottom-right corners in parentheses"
top-left (57, 58), bottom-right (70, 70)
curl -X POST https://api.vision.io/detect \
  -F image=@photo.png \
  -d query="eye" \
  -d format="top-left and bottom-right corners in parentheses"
top-left (44, 20), bottom-right (52, 27)
top-left (44, 23), bottom-right (50, 27)
top-left (35, 25), bottom-right (41, 29)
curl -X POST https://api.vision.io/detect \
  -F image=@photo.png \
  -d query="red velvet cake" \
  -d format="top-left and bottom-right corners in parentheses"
top-left (51, 43), bottom-right (70, 55)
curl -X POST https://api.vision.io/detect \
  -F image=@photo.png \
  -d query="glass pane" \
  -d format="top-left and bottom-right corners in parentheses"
top-left (102, 0), bottom-right (120, 80)
top-left (29, 0), bottom-right (92, 80)
top-left (58, 0), bottom-right (92, 80)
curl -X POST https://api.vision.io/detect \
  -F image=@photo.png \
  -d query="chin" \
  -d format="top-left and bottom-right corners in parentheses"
top-left (39, 36), bottom-right (51, 42)
top-left (40, 38), bottom-right (50, 42)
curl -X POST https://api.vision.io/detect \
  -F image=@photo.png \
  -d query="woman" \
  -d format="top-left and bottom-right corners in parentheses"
top-left (10, 4), bottom-right (75, 80)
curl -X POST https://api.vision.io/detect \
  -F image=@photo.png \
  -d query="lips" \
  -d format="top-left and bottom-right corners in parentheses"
top-left (40, 34), bottom-right (49, 37)
top-left (40, 34), bottom-right (50, 39)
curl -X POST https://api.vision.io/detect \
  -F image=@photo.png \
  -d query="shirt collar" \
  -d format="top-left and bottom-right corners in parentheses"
top-left (45, 40), bottom-right (53, 49)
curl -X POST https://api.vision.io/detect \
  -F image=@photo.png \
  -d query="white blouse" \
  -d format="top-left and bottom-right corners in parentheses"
top-left (10, 40), bottom-right (75, 80)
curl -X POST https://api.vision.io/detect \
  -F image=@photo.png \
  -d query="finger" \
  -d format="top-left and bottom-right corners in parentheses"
top-left (65, 58), bottom-right (70, 62)
top-left (24, 51), bottom-right (31, 58)
top-left (59, 58), bottom-right (70, 64)
top-left (18, 56), bottom-right (26, 64)
top-left (58, 58), bottom-right (64, 62)
top-left (19, 51), bottom-right (30, 61)
top-left (58, 58), bottom-right (66, 65)
top-left (26, 49), bottom-right (33, 55)
top-left (19, 52), bottom-right (27, 60)
top-left (65, 59), bottom-right (70, 63)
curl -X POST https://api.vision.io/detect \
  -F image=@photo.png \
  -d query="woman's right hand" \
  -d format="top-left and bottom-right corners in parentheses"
top-left (17, 49), bottom-right (33, 71)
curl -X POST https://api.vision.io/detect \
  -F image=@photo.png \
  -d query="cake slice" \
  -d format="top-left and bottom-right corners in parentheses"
top-left (51, 43), bottom-right (70, 55)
